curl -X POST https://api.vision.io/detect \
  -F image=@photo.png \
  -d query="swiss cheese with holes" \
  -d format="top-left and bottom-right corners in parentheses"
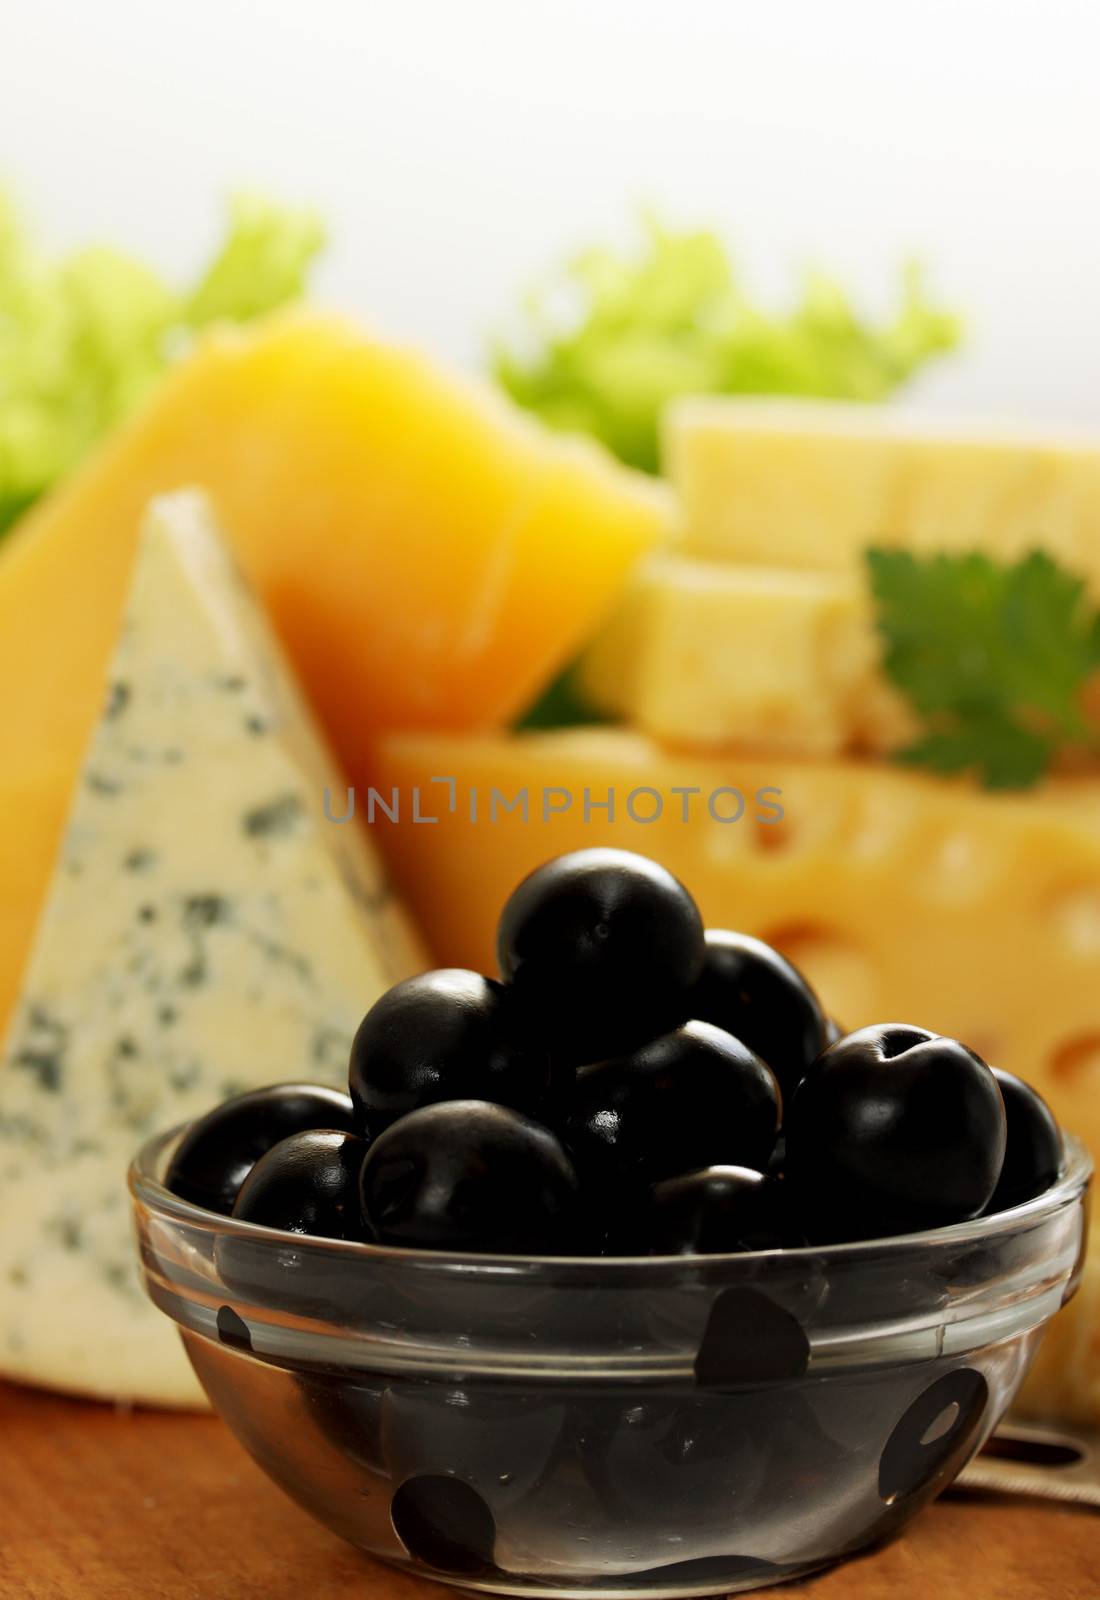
top-left (373, 726), bottom-right (1100, 1426)
top-left (375, 727), bottom-right (1100, 1158)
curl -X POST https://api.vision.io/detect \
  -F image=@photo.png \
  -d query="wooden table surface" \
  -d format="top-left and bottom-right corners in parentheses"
top-left (1, 1381), bottom-right (1096, 1600)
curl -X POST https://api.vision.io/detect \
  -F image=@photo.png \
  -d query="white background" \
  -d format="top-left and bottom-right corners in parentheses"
top-left (4, 0), bottom-right (1098, 423)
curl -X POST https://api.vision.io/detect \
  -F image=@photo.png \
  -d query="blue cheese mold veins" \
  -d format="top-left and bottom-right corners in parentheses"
top-left (0, 491), bottom-right (423, 1406)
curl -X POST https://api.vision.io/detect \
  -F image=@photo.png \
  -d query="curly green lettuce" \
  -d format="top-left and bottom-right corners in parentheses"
top-left (492, 214), bottom-right (961, 473)
top-left (0, 193), bottom-right (324, 536)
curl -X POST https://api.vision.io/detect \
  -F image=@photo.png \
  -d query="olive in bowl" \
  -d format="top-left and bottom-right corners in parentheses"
top-left (785, 1024), bottom-right (1007, 1243)
top-left (143, 848), bottom-right (1087, 1596)
top-left (497, 847), bottom-right (705, 1063)
top-left (134, 1121), bottom-right (1090, 1594)
top-left (348, 968), bottom-right (553, 1135)
top-left (164, 1083), bottom-right (357, 1215)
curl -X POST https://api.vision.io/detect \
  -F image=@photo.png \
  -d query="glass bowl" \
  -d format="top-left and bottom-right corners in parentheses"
top-left (131, 1128), bottom-right (1091, 1598)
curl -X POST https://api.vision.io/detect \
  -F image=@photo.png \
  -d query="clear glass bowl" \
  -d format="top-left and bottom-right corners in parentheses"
top-left (131, 1128), bottom-right (1091, 1598)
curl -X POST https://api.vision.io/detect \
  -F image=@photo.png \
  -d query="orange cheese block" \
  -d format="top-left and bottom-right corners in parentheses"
top-left (374, 726), bottom-right (1100, 1425)
top-left (0, 313), bottom-right (666, 1033)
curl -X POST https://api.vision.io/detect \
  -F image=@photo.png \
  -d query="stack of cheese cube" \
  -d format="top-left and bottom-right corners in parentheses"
top-left (375, 399), bottom-right (1100, 1427)
top-left (583, 398), bottom-right (1100, 757)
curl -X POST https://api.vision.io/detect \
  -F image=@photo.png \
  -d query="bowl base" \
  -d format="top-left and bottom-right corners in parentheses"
top-left (378, 1554), bottom-right (835, 1598)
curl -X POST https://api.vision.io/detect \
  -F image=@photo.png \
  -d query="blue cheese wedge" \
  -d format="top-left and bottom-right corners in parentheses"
top-left (0, 491), bottom-right (425, 1407)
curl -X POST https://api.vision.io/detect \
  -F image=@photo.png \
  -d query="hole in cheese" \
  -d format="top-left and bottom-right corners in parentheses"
top-left (752, 812), bottom-right (797, 856)
top-left (1046, 887), bottom-right (1100, 956)
top-left (911, 827), bottom-right (1006, 905)
top-left (1049, 1033), bottom-right (1100, 1084)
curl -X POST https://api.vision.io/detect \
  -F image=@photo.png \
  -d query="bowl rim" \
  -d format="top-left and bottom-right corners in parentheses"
top-left (130, 1122), bottom-right (1092, 1276)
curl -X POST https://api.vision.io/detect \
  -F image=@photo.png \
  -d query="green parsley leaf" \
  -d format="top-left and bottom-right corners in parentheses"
top-left (867, 547), bottom-right (1100, 789)
top-left (895, 723), bottom-right (1053, 791)
top-left (491, 214), bottom-right (961, 472)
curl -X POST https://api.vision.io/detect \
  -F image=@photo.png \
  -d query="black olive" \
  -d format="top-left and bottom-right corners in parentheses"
top-left (689, 930), bottom-right (827, 1101)
top-left (575, 1392), bottom-right (766, 1541)
top-left (348, 968), bottom-right (552, 1136)
top-left (294, 1372), bottom-right (389, 1476)
top-left (390, 1474), bottom-right (497, 1576)
top-left (382, 1383), bottom-right (567, 1511)
top-left (165, 1082), bottom-right (356, 1214)
top-left (785, 1024), bottom-right (1007, 1242)
top-left (563, 1021), bottom-right (780, 1217)
top-left (985, 1068), bottom-right (1063, 1212)
top-left (639, 1165), bottom-right (799, 1255)
top-left (359, 1100), bottom-right (580, 1254)
top-left (230, 1129), bottom-right (369, 1240)
top-left (496, 848), bottom-right (705, 1064)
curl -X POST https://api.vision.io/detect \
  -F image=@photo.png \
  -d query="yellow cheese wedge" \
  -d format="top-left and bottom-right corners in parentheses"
top-left (667, 398), bottom-right (1100, 576)
top-left (0, 312), bottom-right (666, 1037)
top-left (578, 555), bottom-right (915, 756)
top-left (374, 725), bottom-right (1100, 1424)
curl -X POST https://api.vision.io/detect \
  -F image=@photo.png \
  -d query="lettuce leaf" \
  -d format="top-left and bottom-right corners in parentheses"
top-left (491, 214), bottom-right (962, 472)
top-left (0, 193), bottom-right (324, 536)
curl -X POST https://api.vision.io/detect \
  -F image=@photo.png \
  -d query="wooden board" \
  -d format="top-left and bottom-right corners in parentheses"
top-left (0, 1380), bottom-right (1096, 1600)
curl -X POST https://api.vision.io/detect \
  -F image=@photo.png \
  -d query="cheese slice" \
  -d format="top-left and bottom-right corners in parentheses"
top-left (667, 398), bottom-right (1100, 578)
top-left (578, 555), bottom-right (915, 757)
top-left (0, 492), bottom-right (425, 1407)
top-left (0, 310), bottom-right (667, 1044)
top-left (374, 726), bottom-right (1100, 1424)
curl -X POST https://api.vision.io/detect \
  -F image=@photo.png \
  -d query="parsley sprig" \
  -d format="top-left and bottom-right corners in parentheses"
top-left (866, 547), bottom-right (1100, 790)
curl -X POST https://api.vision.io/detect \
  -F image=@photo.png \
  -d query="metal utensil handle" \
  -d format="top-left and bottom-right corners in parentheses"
top-left (956, 1418), bottom-right (1100, 1509)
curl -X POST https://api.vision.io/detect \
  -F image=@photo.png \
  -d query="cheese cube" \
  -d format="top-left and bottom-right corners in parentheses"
top-left (667, 398), bottom-right (1100, 578)
top-left (0, 493), bottom-right (425, 1407)
top-left (579, 556), bottom-right (914, 756)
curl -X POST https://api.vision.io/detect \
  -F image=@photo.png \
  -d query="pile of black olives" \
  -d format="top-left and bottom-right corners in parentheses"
top-left (166, 848), bottom-right (1065, 1256)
